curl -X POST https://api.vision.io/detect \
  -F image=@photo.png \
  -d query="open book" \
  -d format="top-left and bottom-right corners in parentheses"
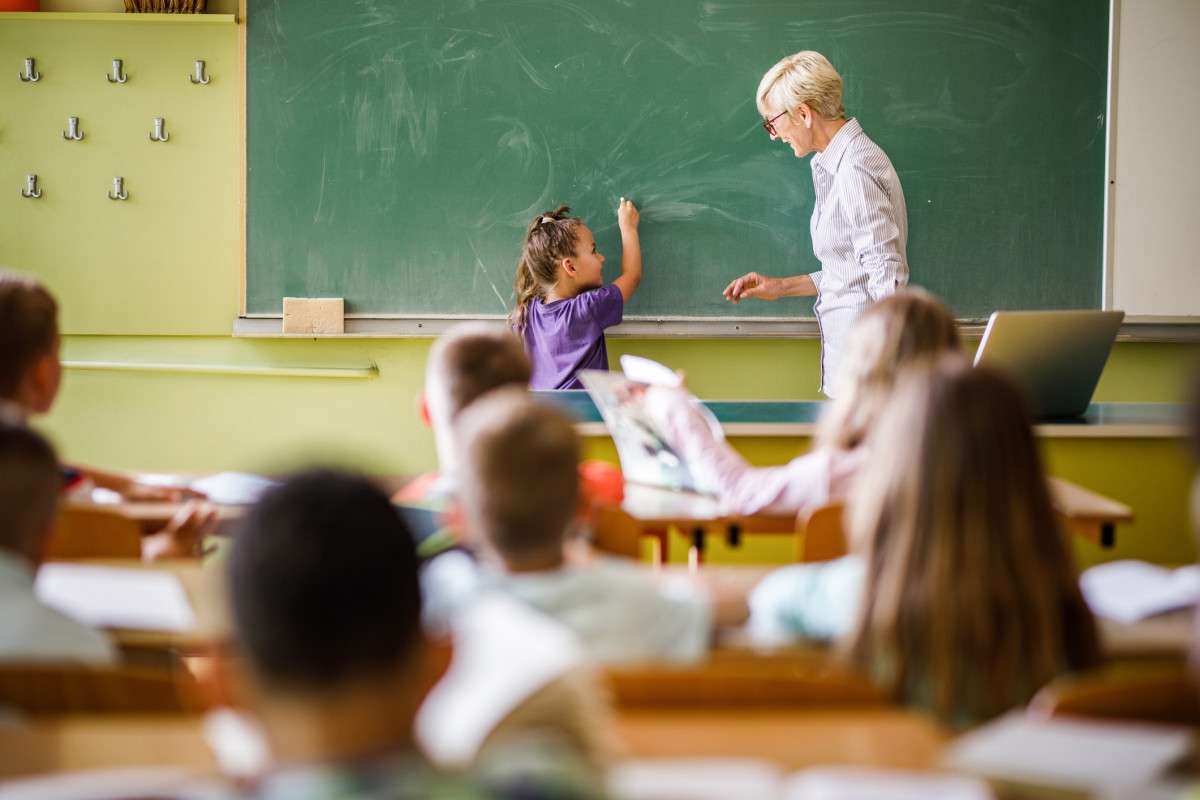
top-left (578, 355), bottom-right (721, 495)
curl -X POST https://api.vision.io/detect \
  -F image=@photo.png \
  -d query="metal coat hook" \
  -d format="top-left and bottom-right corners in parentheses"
top-left (62, 116), bottom-right (83, 141)
top-left (189, 60), bottom-right (209, 84)
top-left (148, 118), bottom-right (170, 142)
top-left (21, 175), bottom-right (41, 198)
top-left (108, 176), bottom-right (128, 201)
top-left (20, 58), bottom-right (40, 82)
top-left (107, 59), bottom-right (127, 83)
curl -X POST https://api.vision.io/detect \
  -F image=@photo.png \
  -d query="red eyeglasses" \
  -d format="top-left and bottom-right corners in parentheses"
top-left (762, 109), bottom-right (789, 137)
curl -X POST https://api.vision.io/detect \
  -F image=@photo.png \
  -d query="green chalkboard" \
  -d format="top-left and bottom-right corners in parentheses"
top-left (246, 0), bottom-right (1107, 321)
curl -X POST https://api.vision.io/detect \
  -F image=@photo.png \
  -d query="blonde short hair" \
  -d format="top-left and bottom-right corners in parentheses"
top-left (756, 50), bottom-right (845, 122)
top-left (815, 288), bottom-right (960, 451)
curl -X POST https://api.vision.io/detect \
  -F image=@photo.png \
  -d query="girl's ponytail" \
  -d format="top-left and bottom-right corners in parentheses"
top-left (508, 206), bottom-right (582, 341)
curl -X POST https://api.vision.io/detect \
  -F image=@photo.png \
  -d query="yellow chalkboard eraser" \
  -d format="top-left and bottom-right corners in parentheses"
top-left (283, 297), bottom-right (345, 334)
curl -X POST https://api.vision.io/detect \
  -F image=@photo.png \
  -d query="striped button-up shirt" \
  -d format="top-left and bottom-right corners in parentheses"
top-left (809, 118), bottom-right (908, 396)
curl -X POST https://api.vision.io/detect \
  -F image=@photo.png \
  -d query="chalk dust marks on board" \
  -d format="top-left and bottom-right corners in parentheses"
top-left (464, 236), bottom-right (510, 313)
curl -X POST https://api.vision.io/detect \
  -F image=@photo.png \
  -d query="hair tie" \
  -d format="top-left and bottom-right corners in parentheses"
top-left (537, 215), bottom-right (554, 227)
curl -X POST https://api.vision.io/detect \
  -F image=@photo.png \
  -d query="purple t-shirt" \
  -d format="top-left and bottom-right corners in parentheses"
top-left (523, 283), bottom-right (624, 390)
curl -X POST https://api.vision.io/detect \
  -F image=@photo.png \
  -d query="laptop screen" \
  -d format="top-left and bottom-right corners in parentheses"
top-left (973, 310), bottom-right (1124, 418)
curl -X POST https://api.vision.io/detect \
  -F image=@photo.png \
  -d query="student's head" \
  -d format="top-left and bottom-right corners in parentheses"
top-left (816, 288), bottom-right (960, 450)
top-left (0, 271), bottom-right (61, 414)
top-left (509, 206), bottom-right (596, 340)
top-left (845, 359), bottom-right (1099, 725)
top-left (756, 50), bottom-right (844, 122)
top-left (228, 469), bottom-right (427, 732)
top-left (0, 420), bottom-right (61, 563)
top-left (456, 388), bottom-right (580, 571)
top-left (424, 323), bottom-right (531, 465)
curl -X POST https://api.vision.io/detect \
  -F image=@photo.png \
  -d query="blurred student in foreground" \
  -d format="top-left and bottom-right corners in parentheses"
top-left (220, 469), bottom-right (604, 800)
top-left (0, 270), bottom-right (216, 560)
top-left (645, 288), bottom-right (959, 516)
top-left (456, 389), bottom-right (742, 664)
top-left (751, 359), bottom-right (1100, 727)
top-left (0, 421), bottom-right (115, 663)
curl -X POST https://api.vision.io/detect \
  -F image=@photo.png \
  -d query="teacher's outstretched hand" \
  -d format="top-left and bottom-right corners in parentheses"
top-left (723, 272), bottom-right (816, 304)
top-left (729, 51), bottom-right (909, 397)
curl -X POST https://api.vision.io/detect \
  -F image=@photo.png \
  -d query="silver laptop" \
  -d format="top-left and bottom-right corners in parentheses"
top-left (973, 310), bottom-right (1124, 419)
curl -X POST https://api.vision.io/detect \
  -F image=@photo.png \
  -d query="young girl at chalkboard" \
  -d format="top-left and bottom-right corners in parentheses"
top-left (509, 200), bottom-right (640, 390)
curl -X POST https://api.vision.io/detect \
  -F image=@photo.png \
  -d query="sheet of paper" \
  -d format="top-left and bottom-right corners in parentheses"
top-left (619, 354), bottom-right (725, 441)
top-left (620, 354), bottom-right (682, 387)
top-left (608, 758), bottom-right (784, 800)
top-left (35, 563), bottom-right (197, 632)
top-left (943, 712), bottom-right (1193, 793)
top-left (415, 592), bottom-right (585, 767)
top-left (783, 767), bottom-right (993, 800)
top-left (1080, 560), bottom-right (1200, 624)
top-left (188, 471), bottom-right (279, 506)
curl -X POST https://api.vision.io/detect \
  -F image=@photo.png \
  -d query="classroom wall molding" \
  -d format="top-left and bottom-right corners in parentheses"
top-left (231, 315), bottom-right (1200, 341)
top-left (62, 360), bottom-right (378, 379)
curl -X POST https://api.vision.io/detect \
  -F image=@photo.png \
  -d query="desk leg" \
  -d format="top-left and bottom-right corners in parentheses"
top-left (1101, 523), bottom-right (1115, 548)
top-left (726, 523), bottom-right (742, 549)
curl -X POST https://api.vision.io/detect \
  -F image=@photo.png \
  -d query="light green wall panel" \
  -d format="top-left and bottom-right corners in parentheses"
top-left (0, 16), bottom-right (239, 335)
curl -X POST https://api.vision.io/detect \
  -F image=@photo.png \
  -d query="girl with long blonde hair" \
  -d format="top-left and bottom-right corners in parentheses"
top-left (752, 359), bottom-right (1100, 726)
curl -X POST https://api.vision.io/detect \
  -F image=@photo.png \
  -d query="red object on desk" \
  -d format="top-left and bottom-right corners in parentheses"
top-left (580, 460), bottom-right (624, 505)
top-left (0, 1), bottom-right (40, 10)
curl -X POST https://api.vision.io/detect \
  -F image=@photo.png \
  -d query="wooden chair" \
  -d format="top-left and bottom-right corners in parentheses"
top-left (1028, 663), bottom-right (1200, 726)
top-left (591, 503), bottom-right (656, 564)
top-left (794, 502), bottom-right (848, 562)
top-left (0, 663), bottom-right (207, 714)
top-left (604, 652), bottom-right (884, 708)
top-left (48, 505), bottom-right (143, 560)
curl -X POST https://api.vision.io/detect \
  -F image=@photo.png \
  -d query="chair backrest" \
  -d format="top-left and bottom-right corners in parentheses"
top-left (795, 502), bottom-right (848, 562)
top-left (1028, 663), bottom-right (1200, 726)
top-left (49, 506), bottom-right (143, 560)
top-left (605, 652), bottom-right (884, 708)
top-left (0, 663), bottom-right (206, 714)
top-left (590, 504), bottom-right (649, 562)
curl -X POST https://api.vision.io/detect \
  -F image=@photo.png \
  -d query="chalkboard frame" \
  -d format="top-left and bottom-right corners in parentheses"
top-left (241, 0), bottom-right (1113, 335)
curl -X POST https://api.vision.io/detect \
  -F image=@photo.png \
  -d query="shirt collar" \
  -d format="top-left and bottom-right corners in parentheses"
top-left (811, 117), bottom-right (863, 177)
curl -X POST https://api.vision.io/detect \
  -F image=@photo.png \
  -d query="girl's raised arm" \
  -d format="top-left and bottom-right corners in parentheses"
top-left (613, 198), bottom-right (641, 302)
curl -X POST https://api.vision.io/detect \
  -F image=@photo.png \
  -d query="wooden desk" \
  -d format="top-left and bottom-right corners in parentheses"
top-left (606, 477), bottom-right (1133, 563)
top-left (0, 715), bottom-right (217, 780)
top-left (541, 391), bottom-right (1188, 566)
top-left (0, 708), bottom-right (944, 782)
top-left (1046, 476), bottom-right (1134, 548)
top-left (612, 707), bottom-right (947, 772)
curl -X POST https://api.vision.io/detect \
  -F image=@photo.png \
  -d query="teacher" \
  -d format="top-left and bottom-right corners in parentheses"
top-left (724, 51), bottom-right (909, 397)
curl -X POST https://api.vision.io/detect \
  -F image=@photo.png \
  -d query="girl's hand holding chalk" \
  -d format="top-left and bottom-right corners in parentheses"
top-left (617, 197), bottom-right (639, 233)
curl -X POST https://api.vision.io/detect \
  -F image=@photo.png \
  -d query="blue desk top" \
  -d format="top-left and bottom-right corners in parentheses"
top-left (533, 391), bottom-right (1184, 439)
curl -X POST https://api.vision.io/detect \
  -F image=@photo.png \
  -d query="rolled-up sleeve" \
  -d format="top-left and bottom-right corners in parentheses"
top-left (845, 163), bottom-right (907, 301)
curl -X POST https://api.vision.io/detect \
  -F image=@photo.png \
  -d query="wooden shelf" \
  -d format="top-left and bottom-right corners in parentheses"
top-left (0, 11), bottom-right (236, 22)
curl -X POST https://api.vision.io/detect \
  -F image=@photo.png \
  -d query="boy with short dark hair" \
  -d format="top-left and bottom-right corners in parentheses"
top-left (0, 421), bottom-right (115, 663)
top-left (0, 270), bottom-right (215, 560)
top-left (225, 469), bottom-right (601, 799)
